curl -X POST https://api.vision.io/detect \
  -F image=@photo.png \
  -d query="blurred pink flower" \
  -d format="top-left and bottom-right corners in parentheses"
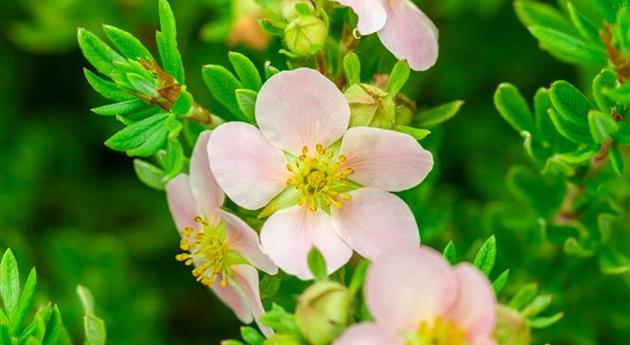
top-left (208, 68), bottom-right (433, 279)
top-left (166, 131), bottom-right (277, 335)
top-left (334, 246), bottom-right (497, 345)
top-left (335, 0), bottom-right (439, 71)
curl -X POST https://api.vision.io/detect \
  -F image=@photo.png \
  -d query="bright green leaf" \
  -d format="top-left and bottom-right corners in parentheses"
top-left (473, 235), bottom-right (497, 276)
top-left (77, 28), bottom-right (125, 77)
top-left (103, 25), bottom-right (153, 60)
top-left (307, 247), bottom-right (328, 281)
top-left (163, 139), bottom-right (184, 180)
top-left (91, 99), bottom-right (148, 116)
top-left (12, 268), bottom-right (36, 332)
top-left (343, 52), bottom-right (361, 85)
top-left (386, 60), bottom-right (410, 96)
top-left (1, 249), bottom-right (20, 318)
top-left (394, 125), bottom-right (430, 140)
top-left (83, 69), bottom-right (132, 102)
top-left (528, 312), bottom-right (564, 329)
top-left (514, 1), bottom-right (576, 36)
top-left (84, 315), bottom-right (106, 345)
top-left (509, 283), bottom-right (538, 310)
top-left (442, 241), bottom-right (457, 265)
top-left (528, 26), bottom-right (607, 66)
top-left (133, 159), bottom-right (165, 191)
top-left (228, 52), bottom-right (262, 90)
top-left (588, 110), bottom-right (619, 143)
top-left (202, 64), bottom-right (246, 121)
top-left (416, 100), bottom-right (464, 127)
top-left (492, 269), bottom-right (510, 295)
top-left (156, 0), bottom-right (185, 83)
top-left (494, 83), bottom-right (535, 133)
top-left (609, 144), bottom-right (625, 176)
top-left (104, 112), bottom-right (170, 156)
top-left (240, 326), bottom-right (264, 345)
top-left (235, 89), bottom-right (257, 120)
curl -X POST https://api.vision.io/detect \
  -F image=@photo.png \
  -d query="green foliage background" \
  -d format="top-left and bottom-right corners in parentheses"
top-left (1, 0), bottom-right (629, 344)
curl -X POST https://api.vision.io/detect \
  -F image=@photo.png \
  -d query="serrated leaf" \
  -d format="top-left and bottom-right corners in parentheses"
top-left (1, 249), bottom-right (20, 318)
top-left (202, 65), bottom-right (246, 121)
top-left (133, 159), bottom-right (165, 190)
top-left (12, 268), bottom-right (36, 332)
top-left (105, 112), bottom-right (170, 156)
top-left (473, 235), bottom-right (496, 276)
top-left (416, 100), bottom-right (464, 127)
top-left (492, 269), bottom-right (510, 295)
top-left (156, 0), bottom-right (184, 83)
top-left (83, 69), bottom-right (132, 102)
top-left (235, 89), bottom-right (257, 120)
top-left (514, 1), bottom-right (576, 36)
top-left (494, 83), bottom-right (535, 133)
top-left (386, 60), bottom-right (410, 96)
top-left (588, 110), bottom-right (619, 143)
top-left (343, 52), bottom-right (361, 85)
top-left (509, 283), bottom-right (538, 310)
top-left (394, 125), bottom-right (430, 140)
top-left (240, 326), bottom-right (264, 345)
top-left (78, 28), bottom-right (125, 77)
top-left (228, 52), bottom-right (262, 90)
top-left (103, 25), bottom-right (153, 60)
top-left (528, 312), bottom-right (564, 329)
top-left (442, 241), bottom-right (457, 265)
top-left (528, 26), bottom-right (607, 66)
top-left (91, 99), bottom-right (148, 116)
top-left (307, 247), bottom-right (327, 281)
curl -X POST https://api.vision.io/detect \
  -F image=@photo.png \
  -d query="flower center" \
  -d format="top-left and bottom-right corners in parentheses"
top-left (175, 216), bottom-right (244, 288)
top-left (405, 317), bottom-right (468, 345)
top-left (286, 144), bottom-right (354, 211)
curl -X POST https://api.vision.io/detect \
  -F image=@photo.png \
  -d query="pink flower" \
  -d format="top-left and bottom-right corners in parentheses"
top-left (335, 0), bottom-right (439, 71)
top-left (166, 131), bottom-right (277, 335)
top-left (208, 68), bottom-right (433, 280)
top-left (334, 247), bottom-right (497, 345)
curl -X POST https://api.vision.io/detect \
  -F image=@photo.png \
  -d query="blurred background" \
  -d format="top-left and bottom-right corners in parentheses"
top-left (1, 0), bottom-right (628, 344)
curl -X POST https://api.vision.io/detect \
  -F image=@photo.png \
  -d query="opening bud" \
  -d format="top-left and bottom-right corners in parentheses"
top-left (295, 281), bottom-right (353, 345)
top-left (344, 83), bottom-right (396, 129)
top-left (284, 15), bottom-right (328, 57)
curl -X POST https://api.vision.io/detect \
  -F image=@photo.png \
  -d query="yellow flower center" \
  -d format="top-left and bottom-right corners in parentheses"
top-left (406, 317), bottom-right (468, 345)
top-left (175, 216), bottom-right (245, 288)
top-left (286, 144), bottom-right (355, 211)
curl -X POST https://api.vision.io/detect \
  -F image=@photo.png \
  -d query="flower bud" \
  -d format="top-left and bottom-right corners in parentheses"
top-left (295, 281), bottom-right (353, 345)
top-left (493, 305), bottom-right (531, 345)
top-left (281, 0), bottom-right (315, 21)
top-left (344, 83), bottom-right (396, 129)
top-left (284, 15), bottom-right (328, 56)
top-left (263, 334), bottom-right (302, 345)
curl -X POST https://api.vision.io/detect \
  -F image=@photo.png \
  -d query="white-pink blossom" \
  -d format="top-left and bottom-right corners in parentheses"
top-left (207, 68), bottom-right (433, 280)
top-left (334, 246), bottom-right (497, 345)
top-left (335, 0), bottom-right (439, 71)
top-left (166, 131), bottom-right (277, 335)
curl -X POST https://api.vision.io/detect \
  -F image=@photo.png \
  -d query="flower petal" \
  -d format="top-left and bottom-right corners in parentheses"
top-left (377, 0), bottom-right (439, 71)
top-left (220, 210), bottom-right (278, 275)
top-left (331, 188), bottom-right (419, 259)
top-left (448, 263), bottom-right (497, 343)
top-left (365, 247), bottom-right (457, 332)
top-left (255, 68), bottom-right (350, 155)
top-left (208, 122), bottom-right (289, 210)
top-left (166, 174), bottom-right (198, 231)
top-left (190, 130), bottom-right (224, 225)
top-left (260, 205), bottom-right (352, 280)
top-left (334, 0), bottom-right (388, 35)
top-left (340, 127), bottom-right (433, 192)
top-left (211, 266), bottom-right (253, 324)
top-left (333, 322), bottom-right (402, 345)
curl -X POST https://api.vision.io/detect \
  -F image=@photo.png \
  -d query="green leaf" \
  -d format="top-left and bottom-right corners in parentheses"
top-left (598, 248), bottom-right (630, 274)
top-left (133, 159), bottom-right (165, 190)
top-left (259, 274), bottom-right (282, 300)
top-left (588, 110), bottom-right (619, 143)
top-left (240, 326), bottom-right (264, 345)
top-left (549, 81), bottom-right (594, 143)
top-left (1, 249), bottom-right (20, 318)
top-left (202, 65), bottom-right (246, 121)
top-left (260, 304), bottom-right (300, 334)
top-left (442, 241), bottom-right (457, 265)
top-left (415, 100), bottom-right (464, 127)
top-left (609, 144), bottom-right (625, 176)
top-left (77, 285), bottom-right (95, 315)
top-left (521, 294), bottom-right (553, 318)
top-left (41, 306), bottom-right (62, 345)
top-left (566, 2), bottom-right (602, 44)
top-left (83, 69), bottom-right (132, 102)
top-left (514, 1), bottom-right (576, 36)
top-left (12, 268), bottom-right (36, 332)
top-left (91, 99), bottom-right (148, 116)
top-left (592, 69), bottom-right (618, 112)
top-left (509, 283), bottom-right (538, 310)
top-left (528, 312), bottom-right (564, 329)
top-left (264, 61), bottom-right (280, 79)
top-left (307, 247), bottom-right (328, 281)
top-left (228, 52), bottom-right (262, 91)
top-left (492, 269), bottom-right (510, 295)
top-left (528, 26), bottom-right (607, 66)
top-left (103, 25), bottom-right (153, 60)
top-left (258, 18), bottom-right (286, 37)
top-left (20, 303), bottom-right (53, 343)
top-left (494, 83), bottom-right (535, 133)
top-left (394, 125), bottom-right (430, 140)
top-left (604, 81), bottom-right (630, 104)
top-left (126, 73), bottom-right (158, 96)
top-left (163, 139), bottom-right (185, 180)
top-left (156, 0), bottom-right (185, 83)
top-left (0, 313), bottom-right (10, 345)
top-left (343, 52), bottom-right (361, 85)
top-left (473, 235), bottom-right (497, 276)
top-left (235, 89), bottom-right (258, 120)
top-left (548, 108), bottom-right (593, 143)
top-left (84, 315), bottom-right (106, 345)
top-left (386, 60), bottom-right (410, 96)
top-left (105, 112), bottom-right (170, 156)
top-left (171, 90), bottom-right (194, 116)
top-left (77, 28), bottom-right (125, 77)
top-left (348, 260), bottom-right (369, 295)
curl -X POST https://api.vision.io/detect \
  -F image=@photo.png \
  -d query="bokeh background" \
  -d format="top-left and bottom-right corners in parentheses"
top-left (1, 0), bottom-right (629, 344)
